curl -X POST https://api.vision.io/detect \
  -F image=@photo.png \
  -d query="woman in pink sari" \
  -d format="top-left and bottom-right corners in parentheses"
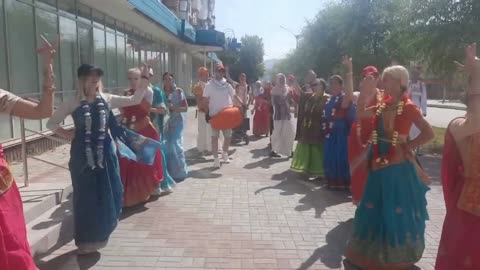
top-left (436, 43), bottom-right (480, 270)
top-left (0, 37), bottom-right (57, 270)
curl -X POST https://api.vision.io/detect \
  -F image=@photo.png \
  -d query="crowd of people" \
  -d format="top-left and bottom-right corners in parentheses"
top-left (0, 34), bottom-right (478, 270)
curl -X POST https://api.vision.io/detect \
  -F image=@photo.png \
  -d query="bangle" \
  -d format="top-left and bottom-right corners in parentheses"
top-left (141, 76), bottom-right (149, 80)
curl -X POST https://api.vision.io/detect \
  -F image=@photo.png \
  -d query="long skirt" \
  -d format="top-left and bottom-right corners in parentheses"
top-left (324, 128), bottom-right (351, 188)
top-left (0, 158), bottom-right (36, 270)
top-left (348, 123), bottom-right (369, 205)
top-left (435, 182), bottom-right (480, 269)
top-left (253, 108), bottom-right (270, 136)
top-left (346, 161), bottom-right (429, 270)
top-left (69, 138), bottom-right (123, 250)
top-left (291, 143), bottom-right (324, 177)
top-left (120, 123), bottom-right (163, 207)
top-left (159, 147), bottom-right (176, 192)
top-left (165, 119), bottom-right (188, 182)
top-left (197, 111), bottom-right (212, 152)
top-left (271, 119), bottom-right (295, 156)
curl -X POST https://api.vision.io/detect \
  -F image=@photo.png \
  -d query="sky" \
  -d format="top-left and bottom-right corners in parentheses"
top-left (215, 0), bottom-right (325, 60)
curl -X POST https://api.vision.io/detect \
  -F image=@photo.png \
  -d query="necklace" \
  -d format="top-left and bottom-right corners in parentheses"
top-left (81, 95), bottom-right (107, 169)
top-left (356, 91), bottom-right (383, 147)
top-left (322, 95), bottom-right (341, 139)
top-left (371, 93), bottom-right (408, 165)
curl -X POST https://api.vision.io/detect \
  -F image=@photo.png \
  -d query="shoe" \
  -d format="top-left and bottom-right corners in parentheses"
top-left (269, 151), bottom-right (281, 158)
top-left (213, 158), bottom-right (221, 168)
top-left (222, 152), bottom-right (231, 163)
top-left (151, 189), bottom-right (162, 196)
top-left (162, 188), bottom-right (173, 195)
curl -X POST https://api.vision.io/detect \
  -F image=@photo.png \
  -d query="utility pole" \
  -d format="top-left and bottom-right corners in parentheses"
top-left (280, 26), bottom-right (301, 49)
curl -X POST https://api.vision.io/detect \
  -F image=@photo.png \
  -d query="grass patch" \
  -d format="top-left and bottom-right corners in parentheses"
top-left (423, 127), bottom-right (446, 155)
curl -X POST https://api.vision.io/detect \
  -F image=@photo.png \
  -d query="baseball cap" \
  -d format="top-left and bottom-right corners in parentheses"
top-left (215, 65), bottom-right (226, 72)
top-left (77, 64), bottom-right (104, 78)
top-left (198, 67), bottom-right (209, 75)
top-left (363, 66), bottom-right (379, 77)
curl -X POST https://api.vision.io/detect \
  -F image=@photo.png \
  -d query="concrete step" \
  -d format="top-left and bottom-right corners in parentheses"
top-left (27, 196), bottom-right (74, 257)
top-left (19, 182), bottom-right (74, 257)
top-left (20, 182), bottom-right (73, 223)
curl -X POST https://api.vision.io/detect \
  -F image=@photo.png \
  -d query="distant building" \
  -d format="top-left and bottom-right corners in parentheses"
top-left (0, 0), bottom-right (225, 144)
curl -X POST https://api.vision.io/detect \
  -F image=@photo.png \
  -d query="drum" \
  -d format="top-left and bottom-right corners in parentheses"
top-left (211, 107), bottom-right (243, 130)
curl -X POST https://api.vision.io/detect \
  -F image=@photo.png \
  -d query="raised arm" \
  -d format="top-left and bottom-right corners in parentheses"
top-left (108, 64), bottom-right (149, 109)
top-left (341, 55), bottom-right (354, 108)
top-left (10, 35), bottom-right (58, 119)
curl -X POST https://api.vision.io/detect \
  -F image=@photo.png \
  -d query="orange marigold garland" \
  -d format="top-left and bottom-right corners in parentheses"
top-left (371, 93), bottom-right (408, 165)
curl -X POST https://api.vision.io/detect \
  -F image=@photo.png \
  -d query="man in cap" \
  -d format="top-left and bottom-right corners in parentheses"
top-left (203, 65), bottom-right (243, 168)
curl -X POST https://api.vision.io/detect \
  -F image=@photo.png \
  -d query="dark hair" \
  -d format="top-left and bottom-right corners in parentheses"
top-left (239, 73), bottom-right (246, 78)
top-left (329, 75), bottom-right (343, 86)
top-left (319, 79), bottom-right (327, 90)
top-left (162, 72), bottom-right (174, 80)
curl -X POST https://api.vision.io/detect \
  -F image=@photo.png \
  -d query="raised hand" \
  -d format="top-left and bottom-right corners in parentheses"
top-left (343, 55), bottom-right (353, 73)
top-left (36, 35), bottom-right (58, 91)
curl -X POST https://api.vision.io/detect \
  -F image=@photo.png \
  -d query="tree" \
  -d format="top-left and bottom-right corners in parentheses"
top-left (228, 35), bottom-right (265, 83)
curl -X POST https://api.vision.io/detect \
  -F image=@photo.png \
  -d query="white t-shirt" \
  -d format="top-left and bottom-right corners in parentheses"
top-left (203, 78), bottom-right (235, 116)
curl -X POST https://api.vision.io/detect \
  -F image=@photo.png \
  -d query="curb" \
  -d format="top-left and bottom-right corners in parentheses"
top-left (428, 104), bottom-right (466, 111)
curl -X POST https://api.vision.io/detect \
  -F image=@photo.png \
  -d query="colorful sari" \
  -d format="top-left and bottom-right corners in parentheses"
top-left (435, 118), bottom-right (480, 270)
top-left (164, 88), bottom-right (189, 182)
top-left (291, 93), bottom-right (328, 177)
top-left (0, 146), bottom-right (36, 270)
top-left (252, 93), bottom-right (270, 136)
top-left (150, 85), bottom-right (176, 192)
top-left (323, 94), bottom-right (355, 188)
top-left (346, 102), bottom-right (429, 270)
top-left (119, 90), bottom-right (163, 207)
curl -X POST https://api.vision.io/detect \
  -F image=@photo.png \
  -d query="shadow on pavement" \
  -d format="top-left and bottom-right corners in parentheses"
top-left (249, 146), bottom-right (270, 159)
top-left (244, 157), bottom-right (290, 169)
top-left (298, 219), bottom-right (353, 270)
top-left (188, 168), bottom-right (222, 179)
top-left (37, 250), bottom-right (100, 270)
top-left (418, 155), bottom-right (441, 185)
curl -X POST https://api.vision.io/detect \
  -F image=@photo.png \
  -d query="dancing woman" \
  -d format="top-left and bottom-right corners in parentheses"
top-left (270, 74), bottom-right (296, 157)
top-left (47, 63), bottom-right (150, 254)
top-left (435, 43), bottom-right (480, 270)
top-left (118, 68), bottom-right (163, 207)
top-left (349, 66), bottom-right (383, 205)
top-left (291, 78), bottom-right (329, 178)
top-left (0, 37), bottom-right (56, 270)
top-left (345, 65), bottom-right (434, 270)
top-left (162, 72), bottom-right (189, 182)
top-left (323, 57), bottom-right (356, 189)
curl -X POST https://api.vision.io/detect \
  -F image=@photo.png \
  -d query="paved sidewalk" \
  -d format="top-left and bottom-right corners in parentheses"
top-left (427, 99), bottom-right (465, 110)
top-left (21, 110), bottom-right (445, 270)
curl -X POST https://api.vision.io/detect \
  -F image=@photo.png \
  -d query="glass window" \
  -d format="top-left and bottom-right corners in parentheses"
top-left (57, 0), bottom-right (75, 18)
top-left (126, 39), bottom-right (134, 69)
top-left (6, 0), bottom-right (41, 135)
top-left (93, 27), bottom-right (106, 72)
top-left (78, 23), bottom-right (93, 64)
top-left (116, 35), bottom-right (126, 87)
top-left (76, 3), bottom-right (91, 25)
top-left (0, 0), bottom-right (12, 141)
top-left (36, 0), bottom-right (57, 12)
top-left (92, 9), bottom-right (104, 29)
top-left (59, 16), bottom-right (78, 125)
top-left (105, 31), bottom-right (117, 88)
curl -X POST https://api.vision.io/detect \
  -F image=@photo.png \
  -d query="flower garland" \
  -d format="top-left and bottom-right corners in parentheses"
top-left (356, 91), bottom-right (383, 147)
top-left (322, 95), bottom-right (341, 139)
top-left (371, 93), bottom-right (408, 165)
top-left (81, 95), bottom-right (107, 170)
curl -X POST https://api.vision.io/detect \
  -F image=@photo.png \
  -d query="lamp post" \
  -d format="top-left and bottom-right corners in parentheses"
top-left (280, 26), bottom-right (301, 49)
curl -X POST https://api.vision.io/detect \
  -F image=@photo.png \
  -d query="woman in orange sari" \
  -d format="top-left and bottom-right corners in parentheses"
top-left (119, 68), bottom-right (163, 207)
top-left (349, 66), bottom-right (382, 205)
top-left (435, 43), bottom-right (480, 270)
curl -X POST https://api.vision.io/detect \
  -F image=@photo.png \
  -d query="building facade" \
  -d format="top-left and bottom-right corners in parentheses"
top-left (0, 0), bottom-right (224, 144)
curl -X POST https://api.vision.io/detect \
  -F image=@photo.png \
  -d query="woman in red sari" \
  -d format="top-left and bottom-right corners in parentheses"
top-left (0, 37), bottom-right (57, 270)
top-left (436, 43), bottom-right (480, 270)
top-left (349, 66), bottom-right (382, 205)
top-left (119, 68), bottom-right (163, 207)
top-left (252, 81), bottom-right (270, 137)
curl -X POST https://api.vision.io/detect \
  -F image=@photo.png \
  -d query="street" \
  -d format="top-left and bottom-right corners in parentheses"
top-left (19, 109), bottom-right (446, 270)
top-left (425, 106), bottom-right (465, 128)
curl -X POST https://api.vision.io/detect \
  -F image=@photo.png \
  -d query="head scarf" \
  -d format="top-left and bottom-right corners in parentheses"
top-left (272, 73), bottom-right (289, 96)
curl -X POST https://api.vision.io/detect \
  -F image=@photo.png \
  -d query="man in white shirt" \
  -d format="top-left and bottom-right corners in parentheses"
top-left (408, 69), bottom-right (428, 140)
top-left (203, 65), bottom-right (243, 168)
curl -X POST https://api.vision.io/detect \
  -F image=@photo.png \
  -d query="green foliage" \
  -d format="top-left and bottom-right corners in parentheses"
top-left (228, 35), bottom-right (266, 83)
top-left (273, 0), bottom-right (480, 90)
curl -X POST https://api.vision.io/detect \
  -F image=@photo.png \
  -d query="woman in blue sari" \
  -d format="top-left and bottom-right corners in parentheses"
top-left (149, 70), bottom-right (176, 193)
top-left (162, 72), bottom-right (189, 182)
top-left (47, 64), bottom-right (151, 254)
top-left (323, 57), bottom-right (355, 189)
